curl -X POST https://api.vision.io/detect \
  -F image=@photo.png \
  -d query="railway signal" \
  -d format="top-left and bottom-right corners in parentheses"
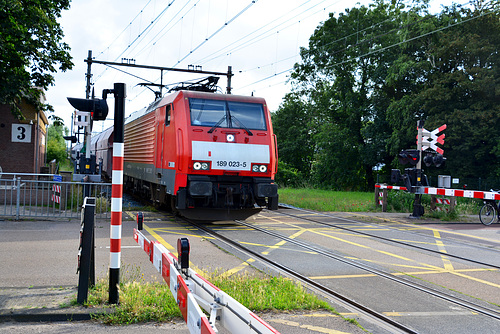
top-left (423, 153), bottom-right (446, 167)
top-left (67, 96), bottom-right (109, 121)
top-left (398, 149), bottom-right (420, 166)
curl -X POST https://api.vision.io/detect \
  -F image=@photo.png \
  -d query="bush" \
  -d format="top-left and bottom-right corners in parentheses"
top-left (275, 160), bottom-right (307, 188)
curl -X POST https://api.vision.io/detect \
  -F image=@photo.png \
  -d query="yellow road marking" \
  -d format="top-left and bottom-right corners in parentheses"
top-left (218, 258), bottom-right (256, 278)
top-left (129, 211), bottom-right (500, 290)
top-left (258, 222), bottom-right (308, 255)
top-left (304, 225), bottom-right (500, 289)
top-left (294, 313), bottom-right (340, 318)
top-left (346, 212), bottom-right (500, 243)
top-left (268, 319), bottom-right (351, 334)
top-left (226, 219), bottom-right (309, 273)
top-left (310, 268), bottom-right (498, 280)
top-left (433, 230), bottom-right (454, 271)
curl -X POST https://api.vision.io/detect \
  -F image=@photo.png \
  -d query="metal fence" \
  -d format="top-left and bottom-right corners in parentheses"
top-left (0, 173), bottom-right (111, 220)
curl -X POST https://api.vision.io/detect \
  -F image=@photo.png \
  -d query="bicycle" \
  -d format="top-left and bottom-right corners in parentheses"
top-left (479, 190), bottom-right (500, 225)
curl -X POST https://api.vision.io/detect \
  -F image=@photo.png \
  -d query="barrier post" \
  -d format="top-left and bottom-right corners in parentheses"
top-left (15, 177), bottom-right (20, 220)
top-left (77, 197), bottom-right (95, 304)
top-left (109, 83), bottom-right (126, 304)
top-left (450, 196), bottom-right (456, 211)
top-left (381, 188), bottom-right (388, 212)
top-left (430, 195), bottom-right (436, 211)
top-left (374, 185), bottom-right (388, 212)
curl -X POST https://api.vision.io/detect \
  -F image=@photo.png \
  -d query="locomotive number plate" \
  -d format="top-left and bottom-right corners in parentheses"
top-left (216, 160), bottom-right (248, 168)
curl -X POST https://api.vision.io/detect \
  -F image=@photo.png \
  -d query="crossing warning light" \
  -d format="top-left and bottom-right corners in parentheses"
top-left (67, 97), bottom-right (109, 121)
top-left (423, 153), bottom-right (446, 167)
top-left (136, 212), bottom-right (144, 230)
top-left (177, 238), bottom-right (190, 271)
top-left (398, 149), bottom-right (420, 166)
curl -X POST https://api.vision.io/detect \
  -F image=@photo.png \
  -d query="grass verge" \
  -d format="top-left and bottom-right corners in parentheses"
top-left (279, 187), bottom-right (481, 220)
top-left (279, 188), bottom-right (375, 212)
top-left (83, 271), bottom-right (335, 325)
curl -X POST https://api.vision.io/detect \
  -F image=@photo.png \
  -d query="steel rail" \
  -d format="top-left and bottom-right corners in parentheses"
top-left (272, 205), bottom-right (500, 270)
top-left (248, 210), bottom-right (500, 321)
top-left (185, 218), bottom-right (419, 334)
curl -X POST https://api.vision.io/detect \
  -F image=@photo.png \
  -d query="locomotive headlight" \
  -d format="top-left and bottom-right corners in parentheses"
top-left (252, 164), bottom-right (268, 173)
top-left (193, 161), bottom-right (210, 171)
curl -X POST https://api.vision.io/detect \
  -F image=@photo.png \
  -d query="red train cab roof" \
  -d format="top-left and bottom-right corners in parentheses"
top-left (156, 90), bottom-right (267, 109)
top-left (125, 90), bottom-right (269, 126)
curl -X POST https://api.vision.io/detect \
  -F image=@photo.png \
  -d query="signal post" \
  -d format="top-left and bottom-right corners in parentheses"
top-left (412, 121), bottom-right (425, 218)
top-left (393, 121), bottom-right (447, 218)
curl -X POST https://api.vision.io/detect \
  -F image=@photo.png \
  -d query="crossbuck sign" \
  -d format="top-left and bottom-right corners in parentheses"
top-left (419, 124), bottom-right (446, 154)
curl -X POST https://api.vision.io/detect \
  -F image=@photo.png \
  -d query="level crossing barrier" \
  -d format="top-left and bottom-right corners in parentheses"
top-left (375, 184), bottom-right (500, 211)
top-left (133, 227), bottom-right (280, 334)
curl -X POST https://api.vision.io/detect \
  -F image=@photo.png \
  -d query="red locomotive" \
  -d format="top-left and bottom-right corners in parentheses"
top-left (96, 88), bottom-right (278, 220)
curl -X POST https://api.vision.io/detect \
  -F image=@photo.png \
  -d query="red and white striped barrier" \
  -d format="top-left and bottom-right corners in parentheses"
top-left (435, 198), bottom-right (451, 205)
top-left (133, 229), bottom-right (280, 334)
top-left (375, 184), bottom-right (500, 201)
top-left (375, 184), bottom-right (408, 191)
top-left (377, 192), bottom-right (384, 206)
top-left (432, 196), bottom-right (453, 212)
top-left (423, 187), bottom-right (500, 200)
top-left (51, 184), bottom-right (61, 204)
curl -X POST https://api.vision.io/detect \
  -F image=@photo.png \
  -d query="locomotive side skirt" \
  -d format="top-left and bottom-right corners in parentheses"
top-left (124, 162), bottom-right (176, 194)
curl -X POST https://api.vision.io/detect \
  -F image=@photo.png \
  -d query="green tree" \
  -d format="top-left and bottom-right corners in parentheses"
top-left (386, 2), bottom-right (500, 180)
top-left (286, 0), bottom-right (407, 190)
top-left (275, 0), bottom-right (500, 190)
top-left (272, 92), bottom-right (314, 180)
top-left (47, 124), bottom-right (68, 163)
top-left (0, 0), bottom-right (73, 119)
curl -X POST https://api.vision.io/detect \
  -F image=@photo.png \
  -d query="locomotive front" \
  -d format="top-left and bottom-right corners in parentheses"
top-left (175, 91), bottom-right (278, 220)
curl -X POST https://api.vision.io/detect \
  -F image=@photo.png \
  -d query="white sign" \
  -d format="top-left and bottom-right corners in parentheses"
top-left (75, 111), bottom-right (91, 127)
top-left (420, 124), bottom-right (446, 155)
top-left (11, 124), bottom-right (32, 143)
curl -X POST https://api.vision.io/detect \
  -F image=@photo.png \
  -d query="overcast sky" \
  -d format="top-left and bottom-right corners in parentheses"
top-left (45, 0), bottom-right (455, 134)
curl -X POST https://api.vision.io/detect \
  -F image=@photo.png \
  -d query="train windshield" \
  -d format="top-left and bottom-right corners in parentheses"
top-left (189, 98), bottom-right (267, 131)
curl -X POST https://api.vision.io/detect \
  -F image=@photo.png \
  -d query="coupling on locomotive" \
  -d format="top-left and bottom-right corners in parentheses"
top-left (93, 86), bottom-right (278, 220)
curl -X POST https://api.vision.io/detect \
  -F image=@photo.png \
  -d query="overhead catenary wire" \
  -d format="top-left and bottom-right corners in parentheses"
top-left (173, 0), bottom-right (259, 68)
top-left (91, 0), bottom-right (487, 112)
top-left (239, 1), bottom-right (491, 91)
top-left (94, 0), bottom-right (177, 83)
top-left (193, 0), bottom-right (334, 66)
top-left (130, 0), bottom-right (200, 60)
top-left (112, 0), bottom-right (177, 62)
top-left (125, 0), bottom-right (261, 104)
top-left (95, 0), bottom-right (153, 59)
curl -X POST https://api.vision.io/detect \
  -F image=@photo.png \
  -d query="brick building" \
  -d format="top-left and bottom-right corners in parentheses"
top-left (0, 98), bottom-right (49, 174)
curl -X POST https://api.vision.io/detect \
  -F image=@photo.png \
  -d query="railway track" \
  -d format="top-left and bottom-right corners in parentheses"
top-left (181, 208), bottom-right (500, 333)
top-left (272, 205), bottom-right (500, 270)
top-left (230, 217), bottom-right (500, 322)
top-left (132, 198), bottom-right (500, 331)
top-left (185, 218), bottom-right (419, 334)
